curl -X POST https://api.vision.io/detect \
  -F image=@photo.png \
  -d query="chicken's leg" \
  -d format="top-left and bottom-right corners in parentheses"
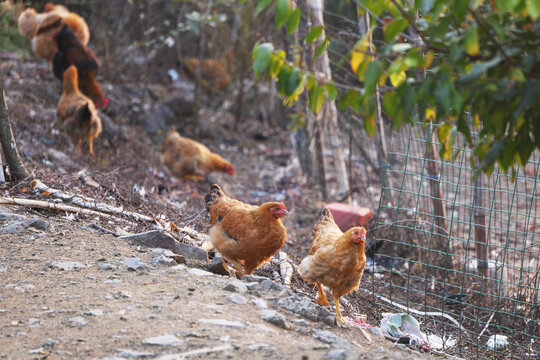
top-left (229, 259), bottom-right (245, 279)
top-left (77, 138), bottom-right (82, 153)
top-left (315, 283), bottom-right (329, 306)
top-left (332, 294), bottom-right (345, 324)
top-left (88, 137), bottom-right (95, 158)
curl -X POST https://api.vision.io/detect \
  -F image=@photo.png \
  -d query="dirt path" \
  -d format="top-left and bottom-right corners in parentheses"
top-left (0, 205), bottom-right (437, 360)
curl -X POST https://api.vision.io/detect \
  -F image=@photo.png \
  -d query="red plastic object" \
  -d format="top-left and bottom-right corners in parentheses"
top-left (326, 202), bottom-right (373, 232)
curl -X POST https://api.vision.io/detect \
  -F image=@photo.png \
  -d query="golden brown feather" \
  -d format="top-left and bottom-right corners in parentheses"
top-left (299, 208), bottom-right (367, 324)
top-left (205, 184), bottom-right (288, 278)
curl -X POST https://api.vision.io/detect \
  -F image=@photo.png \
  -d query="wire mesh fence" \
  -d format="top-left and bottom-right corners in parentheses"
top-left (367, 111), bottom-right (539, 359)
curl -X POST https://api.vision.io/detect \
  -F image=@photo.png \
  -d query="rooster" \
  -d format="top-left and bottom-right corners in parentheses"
top-left (53, 25), bottom-right (108, 109)
top-left (205, 184), bottom-right (288, 278)
top-left (161, 127), bottom-right (234, 181)
top-left (56, 65), bottom-right (102, 158)
top-left (299, 208), bottom-right (367, 324)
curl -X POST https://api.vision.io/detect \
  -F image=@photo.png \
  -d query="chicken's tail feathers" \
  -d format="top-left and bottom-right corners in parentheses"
top-left (205, 184), bottom-right (224, 212)
top-left (318, 207), bottom-right (334, 222)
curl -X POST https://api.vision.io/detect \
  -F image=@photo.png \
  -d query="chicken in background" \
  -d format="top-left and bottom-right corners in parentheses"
top-left (179, 56), bottom-right (232, 91)
top-left (17, 4), bottom-right (89, 62)
top-left (53, 25), bottom-right (108, 109)
top-left (161, 127), bottom-right (235, 181)
top-left (299, 208), bottom-right (367, 324)
top-left (56, 65), bottom-right (102, 158)
top-left (205, 184), bottom-right (288, 278)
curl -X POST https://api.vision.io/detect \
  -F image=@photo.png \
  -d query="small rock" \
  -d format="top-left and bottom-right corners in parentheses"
top-left (275, 297), bottom-right (319, 322)
top-left (141, 334), bottom-right (182, 347)
top-left (246, 282), bottom-right (261, 291)
top-left (199, 318), bottom-right (243, 329)
top-left (23, 217), bottom-right (48, 230)
top-left (187, 268), bottom-right (214, 277)
top-left (242, 275), bottom-right (268, 283)
top-left (27, 347), bottom-right (45, 354)
top-left (260, 279), bottom-right (273, 290)
top-left (1, 222), bottom-right (25, 234)
top-left (104, 279), bottom-right (122, 284)
top-left (27, 318), bottom-right (39, 324)
top-left (223, 279), bottom-right (247, 293)
top-left (293, 319), bottom-right (309, 327)
top-left (117, 349), bottom-right (156, 358)
top-left (50, 261), bottom-right (86, 271)
top-left (41, 339), bottom-right (57, 348)
top-left (85, 309), bottom-right (104, 316)
top-left (324, 316), bottom-right (337, 326)
top-left (68, 316), bottom-right (87, 327)
top-left (100, 263), bottom-right (117, 271)
top-left (261, 310), bottom-right (290, 329)
top-left (251, 298), bottom-right (268, 309)
top-left (206, 256), bottom-right (230, 276)
top-left (311, 329), bottom-right (349, 346)
top-left (123, 257), bottom-right (144, 271)
top-left (175, 242), bottom-right (208, 262)
top-left (325, 349), bottom-right (349, 359)
top-left (227, 294), bottom-right (248, 305)
top-left (151, 255), bottom-right (177, 266)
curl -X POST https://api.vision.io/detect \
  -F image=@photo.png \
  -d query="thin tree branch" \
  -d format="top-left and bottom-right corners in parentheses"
top-left (469, 7), bottom-right (511, 62)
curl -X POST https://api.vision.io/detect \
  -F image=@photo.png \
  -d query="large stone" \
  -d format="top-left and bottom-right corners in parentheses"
top-left (120, 231), bottom-right (178, 253)
top-left (227, 294), bottom-right (248, 305)
top-left (275, 296), bottom-right (319, 322)
top-left (174, 243), bottom-right (208, 262)
top-left (23, 217), bottom-right (48, 230)
top-left (68, 316), bottom-right (87, 327)
top-left (223, 279), bottom-right (247, 293)
top-left (187, 268), bottom-right (214, 277)
top-left (325, 349), bottom-right (349, 359)
top-left (206, 256), bottom-right (230, 276)
top-left (1, 222), bottom-right (24, 234)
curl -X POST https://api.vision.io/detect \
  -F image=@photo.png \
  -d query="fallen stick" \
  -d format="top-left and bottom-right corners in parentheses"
top-left (0, 197), bottom-right (113, 218)
top-left (31, 179), bottom-right (154, 222)
top-left (90, 223), bottom-right (121, 237)
top-left (478, 311), bottom-right (495, 339)
top-left (278, 251), bottom-right (293, 287)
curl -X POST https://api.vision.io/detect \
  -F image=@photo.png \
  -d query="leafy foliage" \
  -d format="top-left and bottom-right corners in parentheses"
top-left (252, 0), bottom-right (540, 174)
top-left (0, 7), bottom-right (31, 59)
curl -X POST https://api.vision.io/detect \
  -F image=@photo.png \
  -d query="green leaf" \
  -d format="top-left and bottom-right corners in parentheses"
top-left (338, 89), bottom-right (361, 112)
top-left (364, 114), bottom-right (376, 136)
top-left (526, 0), bottom-right (540, 19)
top-left (457, 56), bottom-right (502, 84)
top-left (309, 84), bottom-right (325, 114)
top-left (287, 8), bottom-right (301, 35)
top-left (464, 26), bottom-right (480, 56)
top-left (277, 66), bottom-right (303, 96)
top-left (252, 43), bottom-right (273, 79)
top-left (325, 83), bottom-right (338, 101)
top-left (437, 123), bottom-right (457, 160)
top-left (314, 38), bottom-right (330, 59)
top-left (305, 25), bottom-right (324, 43)
top-left (364, 60), bottom-right (382, 96)
top-left (255, 0), bottom-right (271, 16)
top-left (383, 92), bottom-right (399, 119)
top-left (392, 43), bottom-right (412, 53)
top-left (384, 18), bottom-right (409, 43)
top-left (479, 137), bottom-right (507, 171)
top-left (453, 0), bottom-right (469, 24)
top-left (275, 0), bottom-right (291, 29)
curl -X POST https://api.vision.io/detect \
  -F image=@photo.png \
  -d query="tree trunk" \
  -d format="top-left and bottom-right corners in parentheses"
top-left (308, 0), bottom-right (349, 199)
top-left (0, 88), bottom-right (28, 181)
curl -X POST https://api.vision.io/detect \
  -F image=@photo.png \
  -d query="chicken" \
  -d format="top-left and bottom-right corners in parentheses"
top-left (161, 127), bottom-right (235, 181)
top-left (53, 25), bottom-right (108, 109)
top-left (299, 208), bottom-right (367, 324)
top-left (205, 184), bottom-right (288, 278)
top-left (17, 5), bottom-right (89, 62)
top-left (179, 57), bottom-right (231, 91)
top-left (56, 65), bottom-right (102, 158)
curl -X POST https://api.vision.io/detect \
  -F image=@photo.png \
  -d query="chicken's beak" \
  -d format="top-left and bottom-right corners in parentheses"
top-left (277, 209), bottom-right (289, 218)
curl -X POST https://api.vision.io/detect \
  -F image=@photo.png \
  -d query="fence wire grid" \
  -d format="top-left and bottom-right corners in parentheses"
top-left (367, 113), bottom-right (539, 359)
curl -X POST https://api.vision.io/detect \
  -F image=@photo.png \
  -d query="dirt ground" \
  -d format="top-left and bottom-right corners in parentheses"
top-left (0, 53), bottom-right (443, 359)
top-left (0, 205), bottom-right (437, 360)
